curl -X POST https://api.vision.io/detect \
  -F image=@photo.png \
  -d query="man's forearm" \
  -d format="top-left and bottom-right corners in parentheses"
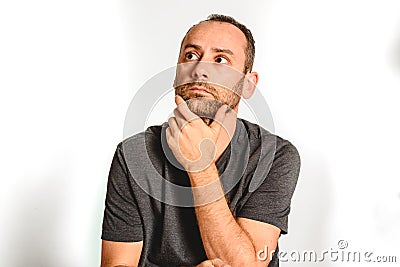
top-left (189, 164), bottom-right (265, 267)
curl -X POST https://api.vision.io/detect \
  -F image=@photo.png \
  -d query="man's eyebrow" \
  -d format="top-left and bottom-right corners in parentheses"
top-left (182, 44), bottom-right (234, 56)
top-left (183, 44), bottom-right (202, 51)
top-left (211, 47), bottom-right (234, 55)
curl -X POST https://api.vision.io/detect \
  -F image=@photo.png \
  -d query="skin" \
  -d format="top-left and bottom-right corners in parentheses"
top-left (101, 21), bottom-right (280, 267)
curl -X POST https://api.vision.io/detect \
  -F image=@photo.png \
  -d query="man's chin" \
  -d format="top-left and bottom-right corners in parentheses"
top-left (186, 98), bottom-right (221, 122)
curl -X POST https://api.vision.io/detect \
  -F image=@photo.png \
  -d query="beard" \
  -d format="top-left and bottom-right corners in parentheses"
top-left (175, 79), bottom-right (243, 125)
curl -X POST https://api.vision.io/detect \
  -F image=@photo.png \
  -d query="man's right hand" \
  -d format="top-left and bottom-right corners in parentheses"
top-left (195, 258), bottom-right (231, 267)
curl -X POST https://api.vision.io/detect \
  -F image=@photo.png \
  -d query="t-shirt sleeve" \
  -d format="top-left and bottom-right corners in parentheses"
top-left (101, 142), bottom-right (144, 242)
top-left (236, 140), bottom-right (300, 235)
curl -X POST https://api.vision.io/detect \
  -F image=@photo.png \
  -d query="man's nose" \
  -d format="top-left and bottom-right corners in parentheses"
top-left (191, 62), bottom-right (209, 80)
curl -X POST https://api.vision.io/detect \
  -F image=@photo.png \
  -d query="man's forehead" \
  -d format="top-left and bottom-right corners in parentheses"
top-left (182, 21), bottom-right (247, 53)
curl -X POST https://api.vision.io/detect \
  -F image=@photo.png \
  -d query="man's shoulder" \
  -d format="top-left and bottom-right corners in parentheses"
top-left (238, 118), bottom-right (298, 154)
top-left (114, 123), bottom-right (167, 162)
top-left (121, 123), bottom-right (166, 144)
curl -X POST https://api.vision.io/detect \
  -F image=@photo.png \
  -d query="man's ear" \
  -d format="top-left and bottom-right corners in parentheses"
top-left (242, 71), bottom-right (259, 99)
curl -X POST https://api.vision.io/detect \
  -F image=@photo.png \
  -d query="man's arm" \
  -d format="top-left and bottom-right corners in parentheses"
top-left (166, 96), bottom-right (288, 266)
top-left (189, 165), bottom-right (280, 267)
top-left (100, 240), bottom-right (143, 267)
top-left (101, 142), bottom-right (145, 266)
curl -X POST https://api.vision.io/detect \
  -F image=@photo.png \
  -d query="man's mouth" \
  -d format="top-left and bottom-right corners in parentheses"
top-left (189, 86), bottom-right (214, 97)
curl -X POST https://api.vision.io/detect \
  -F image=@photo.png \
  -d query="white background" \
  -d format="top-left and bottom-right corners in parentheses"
top-left (1, 0), bottom-right (399, 266)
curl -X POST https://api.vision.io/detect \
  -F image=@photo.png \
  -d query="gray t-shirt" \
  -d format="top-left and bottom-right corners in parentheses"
top-left (102, 118), bottom-right (300, 266)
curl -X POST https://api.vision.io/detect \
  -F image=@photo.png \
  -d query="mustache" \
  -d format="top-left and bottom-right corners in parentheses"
top-left (175, 81), bottom-right (218, 97)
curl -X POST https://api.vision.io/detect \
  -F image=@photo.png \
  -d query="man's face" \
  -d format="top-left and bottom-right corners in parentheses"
top-left (174, 21), bottom-right (248, 123)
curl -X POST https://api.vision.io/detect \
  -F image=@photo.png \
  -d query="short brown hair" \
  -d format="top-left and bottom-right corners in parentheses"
top-left (180, 14), bottom-right (255, 73)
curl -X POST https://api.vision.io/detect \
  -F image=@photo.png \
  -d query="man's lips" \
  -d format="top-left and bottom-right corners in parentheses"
top-left (189, 86), bottom-right (213, 96)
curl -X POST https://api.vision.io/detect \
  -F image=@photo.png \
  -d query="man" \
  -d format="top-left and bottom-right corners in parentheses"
top-left (101, 14), bottom-right (300, 267)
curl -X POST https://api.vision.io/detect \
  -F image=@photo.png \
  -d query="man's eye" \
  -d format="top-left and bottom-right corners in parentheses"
top-left (216, 57), bottom-right (228, 64)
top-left (186, 52), bottom-right (199, 61)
